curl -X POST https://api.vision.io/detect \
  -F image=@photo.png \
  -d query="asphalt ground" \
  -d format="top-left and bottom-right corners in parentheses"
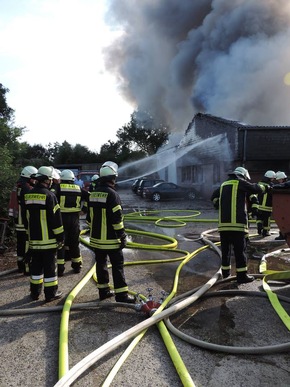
top-left (1, 190), bottom-right (290, 386)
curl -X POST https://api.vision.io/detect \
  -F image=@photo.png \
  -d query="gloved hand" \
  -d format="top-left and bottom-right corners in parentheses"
top-left (120, 233), bottom-right (128, 249)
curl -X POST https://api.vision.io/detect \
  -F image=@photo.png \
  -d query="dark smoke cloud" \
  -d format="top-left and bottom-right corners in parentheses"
top-left (104, 0), bottom-right (290, 131)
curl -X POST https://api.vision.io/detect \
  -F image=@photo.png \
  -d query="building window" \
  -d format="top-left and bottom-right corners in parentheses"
top-left (180, 165), bottom-right (206, 183)
top-left (181, 166), bottom-right (193, 183)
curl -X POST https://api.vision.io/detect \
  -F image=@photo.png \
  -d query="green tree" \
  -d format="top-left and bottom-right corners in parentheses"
top-left (116, 110), bottom-right (168, 156)
top-left (0, 84), bottom-right (25, 217)
top-left (0, 84), bottom-right (14, 120)
top-left (99, 140), bottom-right (120, 163)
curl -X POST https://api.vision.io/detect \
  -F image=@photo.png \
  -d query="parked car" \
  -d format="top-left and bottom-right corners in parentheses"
top-left (143, 182), bottom-right (197, 202)
top-left (131, 178), bottom-right (144, 194)
top-left (137, 179), bottom-right (164, 197)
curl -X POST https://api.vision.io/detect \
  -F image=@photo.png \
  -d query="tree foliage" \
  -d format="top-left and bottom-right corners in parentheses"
top-left (0, 84), bottom-right (14, 121)
top-left (116, 111), bottom-right (168, 155)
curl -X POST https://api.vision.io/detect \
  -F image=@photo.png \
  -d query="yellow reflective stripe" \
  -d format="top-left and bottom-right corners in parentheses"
top-left (44, 280), bottom-right (58, 287)
top-left (90, 192), bottom-right (108, 203)
top-left (54, 225), bottom-right (64, 235)
top-left (40, 208), bottom-right (49, 241)
top-left (60, 184), bottom-right (81, 193)
top-left (31, 274), bottom-right (44, 285)
top-left (25, 193), bottom-right (46, 203)
top-left (218, 222), bottom-right (246, 228)
top-left (53, 203), bottom-right (61, 213)
top-left (112, 204), bottom-right (122, 213)
top-left (231, 182), bottom-right (237, 224)
top-left (57, 258), bottom-right (65, 265)
top-left (113, 221), bottom-right (124, 231)
top-left (97, 283), bottom-right (110, 289)
top-left (221, 265), bottom-right (231, 270)
top-left (29, 240), bottom-right (58, 248)
top-left (71, 257), bottom-right (82, 263)
top-left (61, 208), bottom-right (81, 213)
top-left (60, 195), bottom-right (65, 210)
top-left (258, 205), bottom-right (272, 212)
top-left (101, 208), bottom-right (107, 240)
top-left (31, 279), bottom-right (43, 285)
top-left (236, 267), bottom-right (247, 272)
top-left (114, 286), bottom-right (129, 294)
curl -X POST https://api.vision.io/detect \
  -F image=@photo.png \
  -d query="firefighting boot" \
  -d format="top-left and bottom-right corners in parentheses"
top-left (58, 264), bottom-right (65, 277)
top-left (115, 293), bottom-right (136, 304)
top-left (222, 269), bottom-right (230, 279)
top-left (275, 232), bottom-right (285, 241)
top-left (262, 230), bottom-right (270, 237)
top-left (236, 272), bottom-right (254, 284)
top-left (257, 224), bottom-right (262, 235)
top-left (45, 291), bottom-right (62, 303)
top-left (71, 262), bottom-right (82, 274)
top-left (99, 288), bottom-right (115, 301)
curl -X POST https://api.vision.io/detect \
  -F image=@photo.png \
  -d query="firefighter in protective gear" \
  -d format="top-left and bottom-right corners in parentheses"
top-left (211, 166), bottom-right (266, 283)
top-left (14, 166), bottom-right (37, 274)
top-left (23, 166), bottom-right (64, 302)
top-left (89, 174), bottom-right (100, 193)
top-left (53, 169), bottom-right (84, 275)
top-left (256, 170), bottom-right (276, 237)
top-left (50, 168), bottom-right (61, 192)
top-left (86, 161), bottom-right (135, 303)
top-left (275, 171), bottom-right (287, 183)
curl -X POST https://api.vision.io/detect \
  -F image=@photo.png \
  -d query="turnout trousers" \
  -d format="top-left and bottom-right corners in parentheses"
top-left (57, 212), bottom-right (82, 272)
top-left (220, 231), bottom-right (248, 274)
top-left (94, 248), bottom-right (128, 295)
top-left (16, 229), bottom-right (26, 272)
top-left (256, 210), bottom-right (271, 234)
top-left (30, 249), bottom-right (58, 299)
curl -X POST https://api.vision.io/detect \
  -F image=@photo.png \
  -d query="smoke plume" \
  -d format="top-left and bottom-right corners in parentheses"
top-left (104, 0), bottom-right (290, 131)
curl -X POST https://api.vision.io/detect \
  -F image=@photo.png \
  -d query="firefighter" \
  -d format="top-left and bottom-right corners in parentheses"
top-left (53, 169), bottom-right (84, 275)
top-left (81, 174), bottom-right (100, 215)
top-left (86, 161), bottom-right (135, 303)
top-left (211, 166), bottom-right (266, 283)
top-left (23, 166), bottom-right (64, 302)
top-left (88, 174), bottom-right (100, 193)
top-left (14, 166), bottom-right (37, 274)
top-left (50, 168), bottom-right (61, 192)
top-left (256, 170), bottom-right (276, 237)
top-left (275, 171), bottom-right (287, 184)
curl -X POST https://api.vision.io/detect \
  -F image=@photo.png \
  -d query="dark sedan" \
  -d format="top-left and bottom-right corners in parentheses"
top-left (143, 182), bottom-right (196, 202)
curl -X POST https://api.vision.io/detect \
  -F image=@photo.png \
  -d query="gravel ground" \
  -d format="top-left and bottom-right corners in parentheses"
top-left (1, 190), bottom-right (290, 387)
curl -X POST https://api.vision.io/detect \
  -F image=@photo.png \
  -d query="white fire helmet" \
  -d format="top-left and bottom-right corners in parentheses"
top-left (264, 170), bottom-right (276, 179)
top-left (91, 174), bottom-right (99, 181)
top-left (35, 166), bottom-right (55, 180)
top-left (233, 166), bottom-right (250, 181)
top-left (52, 169), bottom-right (60, 180)
top-left (276, 171), bottom-right (287, 180)
top-left (100, 162), bottom-right (118, 178)
top-left (101, 161), bottom-right (118, 172)
top-left (21, 166), bottom-right (38, 179)
top-left (60, 169), bottom-right (75, 182)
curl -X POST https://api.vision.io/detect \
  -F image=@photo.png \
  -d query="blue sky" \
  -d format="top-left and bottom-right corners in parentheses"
top-left (0, 0), bottom-right (133, 152)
